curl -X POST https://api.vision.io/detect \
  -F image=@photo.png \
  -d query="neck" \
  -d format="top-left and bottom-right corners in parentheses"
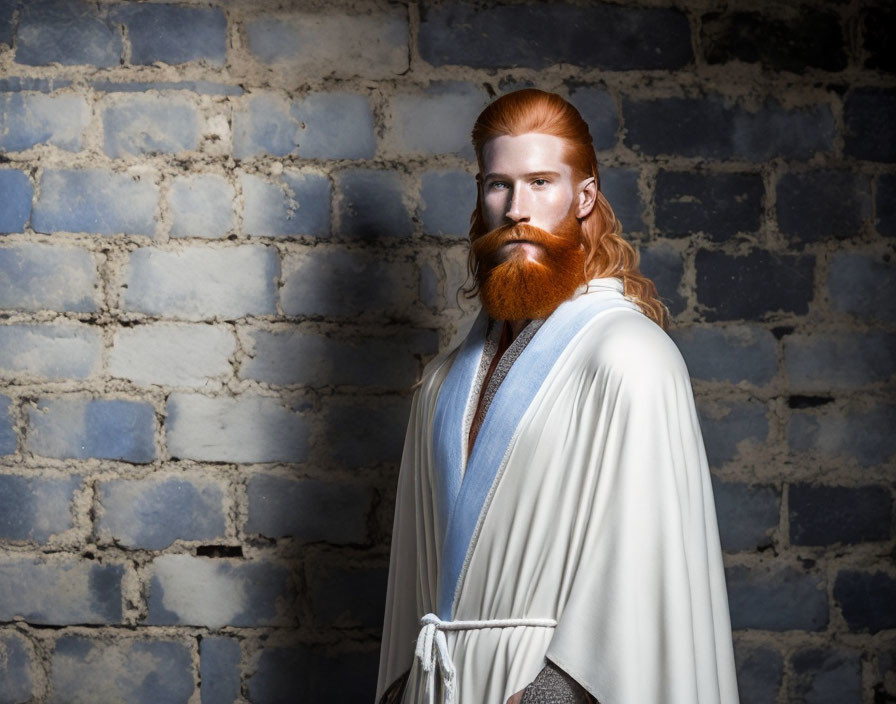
top-left (505, 318), bottom-right (529, 344)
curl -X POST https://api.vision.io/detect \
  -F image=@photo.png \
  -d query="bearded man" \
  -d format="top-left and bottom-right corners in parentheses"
top-left (376, 89), bottom-right (739, 704)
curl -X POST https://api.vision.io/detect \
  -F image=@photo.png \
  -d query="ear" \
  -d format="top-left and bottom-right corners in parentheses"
top-left (575, 177), bottom-right (597, 219)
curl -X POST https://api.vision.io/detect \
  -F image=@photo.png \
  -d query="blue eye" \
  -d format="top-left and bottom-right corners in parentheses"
top-left (533, 178), bottom-right (548, 186)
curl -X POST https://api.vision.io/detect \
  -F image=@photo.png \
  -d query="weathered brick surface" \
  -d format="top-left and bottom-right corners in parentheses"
top-left (0, 93), bottom-right (90, 152)
top-left (0, 558), bottom-right (123, 624)
top-left (26, 397), bottom-right (156, 462)
top-left (790, 647), bottom-right (862, 704)
top-left (97, 476), bottom-right (227, 549)
top-left (33, 169), bottom-right (158, 236)
top-left (102, 94), bottom-right (200, 157)
top-left (726, 564), bottom-right (828, 631)
top-left (0, 323), bottom-right (101, 380)
top-left (0, 170), bottom-right (32, 233)
top-left (200, 636), bottom-right (241, 704)
top-left (0, 1), bottom-right (890, 701)
top-left (834, 571), bottom-right (896, 633)
top-left (0, 474), bottom-right (79, 542)
top-left (419, 3), bottom-right (692, 70)
top-left (123, 245), bottom-right (278, 320)
top-left (110, 322), bottom-right (235, 388)
top-left (701, 8), bottom-right (846, 72)
top-left (146, 554), bottom-right (293, 628)
top-left (789, 484), bottom-right (892, 546)
top-left (110, 4), bottom-right (226, 66)
top-left (246, 475), bottom-right (373, 544)
top-left (655, 171), bottom-right (762, 240)
top-left (50, 637), bottom-right (192, 704)
top-left (166, 393), bottom-right (308, 463)
top-left (0, 243), bottom-right (99, 312)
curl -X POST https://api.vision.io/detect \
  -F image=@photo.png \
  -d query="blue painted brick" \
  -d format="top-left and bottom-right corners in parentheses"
top-left (777, 170), bottom-right (872, 244)
top-left (169, 174), bottom-right (234, 239)
top-left (323, 398), bottom-right (411, 468)
top-left (281, 249), bottom-right (416, 317)
top-left (791, 647), bottom-right (862, 704)
top-left (0, 93), bottom-right (90, 152)
top-left (784, 332), bottom-right (896, 390)
top-left (0, 0), bottom-right (14, 46)
top-left (91, 79), bottom-right (241, 95)
top-left (0, 76), bottom-right (71, 91)
top-left (834, 571), bottom-right (896, 633)
top-left (624, 96), bottom-right (834, 160)
top-left (828, 253), bottom-right (896, 322)
top-left (638, 244), bottom-right (686, 316)
top-left (33, 169), bottom-right (157, 236)
top-left (245, 11), bottom-right (407, 78)
top-left (726, 564), bottom-right (828, 631)
top-left (698, 400), bottom-right (769, 467)
top-left (790, 484), bottom-right (892, 546)
top-left (0, 242), bottom-right (99, 311)
top-left (0, 631), bottom-right (32, 704)
top-left (878, 173), bottom-right (896, 238)
top-left (337, 168), bottom-right (412, 240)
top-left (248, 645), bottom-right (378, 704)
top-left (0, 558), bottom-right (122, 624)
top-left (734, 644), bottom-right (782, 704)
top-left (0, 395), bottom-right (14, 455)
top-left (670, 325), bottom-right (777, 385)
top-left (51, 637), bottom-right (192, 704)
top-left (0, 323), bottom-right (101, 380)
top-left (389, 82), bottom-right (489, 158)
top-left (240, 327), bottom-right (437, 389)
top-left (655, 171), bottom-right (762, 239)
top-left (600, 167), bottom-right (645, 233)
top-left (166, 393), bottom-right (307, 463)
top-left (241, 171), bottom-right (330, 238)
top-left (0, 170), bottom-right (32, 232)
top-left (110, 4), bottom-right (226, 66)
top-left (201, 637), bottom-right (240, 704)
top-left (569, 86), bottom-right (618, 151)
top-left (789, 404), bottom-right (896, 467)
top-left (98, 476), bottom-right (226, 550)
top-left (16, 1), bottom-right (121, 67)
top-left (233, 92), bottom-right (375, 159)
top-left (102, 95), bottom-right (200, 157)
top-left (146, 555), bottom-right (293, 628)
top-left (696, 249), bottom-right (814, 321)
top-left (246, 475), bottom-right (372, 543)
top-left (308, 565), bottom-right (387, 628)
top-left (421, 169), bottom-right (476, 237)
top-left (712, 478), bottom-right (780, 552)
top-left (26, 397), bottom-right (155, 462)
top-left (124, 245), bottom-right (278, 320)
top-left (844, 89), bottom-right (896, 163)
top-left (0, 474), bottom-right (79, 542)
top-left (419, 3), bottom-right (691, 70)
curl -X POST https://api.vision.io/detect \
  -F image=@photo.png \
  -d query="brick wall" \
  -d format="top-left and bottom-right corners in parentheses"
top-left (0, 0), bottom-right (893, 702)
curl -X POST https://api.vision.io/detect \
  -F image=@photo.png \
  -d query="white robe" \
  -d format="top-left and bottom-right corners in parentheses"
top-left (377, 277), bottom-right (739, 704)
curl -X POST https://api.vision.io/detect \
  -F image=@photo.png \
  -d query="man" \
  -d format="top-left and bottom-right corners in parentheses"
top-left (377, 89), bottom-right (739, 703)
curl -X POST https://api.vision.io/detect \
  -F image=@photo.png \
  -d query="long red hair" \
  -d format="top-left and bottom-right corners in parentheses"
top-left (465, 89), bottom-right (666, 327)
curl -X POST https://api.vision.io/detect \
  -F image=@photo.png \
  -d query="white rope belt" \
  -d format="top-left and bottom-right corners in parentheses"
top-left (414, 612), bottom-right (558, 704)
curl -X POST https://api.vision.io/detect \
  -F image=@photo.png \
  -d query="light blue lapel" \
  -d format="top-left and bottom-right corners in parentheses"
top-left (434, 279), bottom-right (634, 618)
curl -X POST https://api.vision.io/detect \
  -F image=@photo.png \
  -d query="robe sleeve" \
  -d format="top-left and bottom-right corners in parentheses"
top-left (544, 313), bottom-right (739, 704)
top-left (376, 390), bottom-right (424, 702)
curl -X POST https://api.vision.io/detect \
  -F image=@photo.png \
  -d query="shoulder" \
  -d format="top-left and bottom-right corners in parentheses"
top-left (573, 306), bottom-right (689, 384)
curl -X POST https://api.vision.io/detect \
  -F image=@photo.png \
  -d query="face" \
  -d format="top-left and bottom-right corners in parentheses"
top-left (480, 133), bottom-right (579, 263)
top-left (471, 132), bottom-right (596, 321)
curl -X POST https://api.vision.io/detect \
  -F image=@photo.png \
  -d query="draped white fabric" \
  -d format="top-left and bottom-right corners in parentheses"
top-left (377, 278), bottom-right (739, 704)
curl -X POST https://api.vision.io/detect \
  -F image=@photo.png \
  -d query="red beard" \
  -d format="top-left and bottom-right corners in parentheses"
top-left (471, 212), bottom-right (586, 321)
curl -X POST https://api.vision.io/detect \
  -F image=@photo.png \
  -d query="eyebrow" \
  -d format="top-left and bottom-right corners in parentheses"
top-left (483, 170), bottom-right (563, 181)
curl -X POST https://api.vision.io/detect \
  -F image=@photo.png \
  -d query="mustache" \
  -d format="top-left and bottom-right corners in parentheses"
top-left (471, 217), bottom-right (582, 272)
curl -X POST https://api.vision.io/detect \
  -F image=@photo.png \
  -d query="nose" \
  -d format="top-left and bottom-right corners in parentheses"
top-left (505, 186), bottom-right (529, 223)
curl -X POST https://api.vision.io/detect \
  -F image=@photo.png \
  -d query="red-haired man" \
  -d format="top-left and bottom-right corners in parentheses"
top-left (377, 89), bottom-right (739, 704)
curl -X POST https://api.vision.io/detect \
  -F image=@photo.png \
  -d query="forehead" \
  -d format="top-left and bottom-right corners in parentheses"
top-left (481, 133), bottom-right (572, 177)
